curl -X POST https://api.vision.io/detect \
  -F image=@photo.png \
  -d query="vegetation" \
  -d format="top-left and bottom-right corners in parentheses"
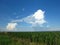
top-left (0, 32), bottom-right (60, 45)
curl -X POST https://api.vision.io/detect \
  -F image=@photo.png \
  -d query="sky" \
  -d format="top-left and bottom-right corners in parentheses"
top-left (0, 0), bottom-right (60, 31)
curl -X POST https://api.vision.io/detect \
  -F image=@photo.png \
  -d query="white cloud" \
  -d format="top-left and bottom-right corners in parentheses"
top-left (16, 16), bottom-right (19, 18)
top-left (22, 8), bottom-right (24, 11)
top-left (12, 9), bottom-right (47, 26)
top-left (6, 9), bottom-right (47, 31)
top-left (6, 23), bottom-right (17, 30)
top-left (33, 10), bottom-right (44, 20)
top-left (11, 19), bottom-right (23, 22)
top-left (13, 12), bottom-right (17, 15)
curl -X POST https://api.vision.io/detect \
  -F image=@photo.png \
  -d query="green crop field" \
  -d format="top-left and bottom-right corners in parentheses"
top-left (0, 32), bottom-right (60, 45)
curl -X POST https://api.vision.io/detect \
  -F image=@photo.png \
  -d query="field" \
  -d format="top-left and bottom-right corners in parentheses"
top-left (0, 32), bottom-right (60, 45)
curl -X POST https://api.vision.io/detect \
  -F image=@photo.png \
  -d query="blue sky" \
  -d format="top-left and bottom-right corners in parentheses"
top-left (0, 0), bottom-right (60, 31)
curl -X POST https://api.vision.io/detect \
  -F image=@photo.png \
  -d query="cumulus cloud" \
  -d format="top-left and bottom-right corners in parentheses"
top-left (12, 9), bottom-right (47, 26)
top-left (6, 23), bottom-right (17, 30)
top-left (6, 9), bottom-right (47, 31)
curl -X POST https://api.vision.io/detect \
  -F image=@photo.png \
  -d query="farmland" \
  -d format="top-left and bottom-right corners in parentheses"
top-left (0, 32), bottom-right (60, 45)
